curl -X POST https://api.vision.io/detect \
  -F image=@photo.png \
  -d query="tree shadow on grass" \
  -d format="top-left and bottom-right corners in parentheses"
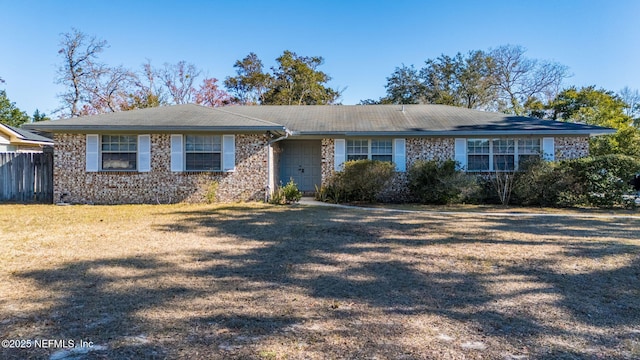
top-left (158, 206), bottom-right (640, 356)
top-left (4, 205), bottom-right (639, 359)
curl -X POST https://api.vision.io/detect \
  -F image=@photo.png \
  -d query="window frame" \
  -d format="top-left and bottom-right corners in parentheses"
top-left (100, 134), bottom-right (138, 171)
top-left (346, 138), bottom-right (393, 162)
top-left (184, 134), bottom-right (223, 172)
top-left (466, 138), bottom-right (542, 172)
top-left (467, 139), bottom-right (491, 172)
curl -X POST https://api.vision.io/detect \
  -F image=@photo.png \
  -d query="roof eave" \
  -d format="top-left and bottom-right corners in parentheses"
top-left (11, 139), bottom-right (53, 146)
top-left (292, 129), bottom-right (616, 137)
top-left (22, 125), bottom-right (286, 133)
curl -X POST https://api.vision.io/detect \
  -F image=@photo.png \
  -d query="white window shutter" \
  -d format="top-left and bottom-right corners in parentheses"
top-left (137, 134), bottom-right (151, 172)
top-left (86, 134), bottom-right (99, 172)
top-left (170, 134), bottom-right (183, 172)
top-left (393, 138), bottom-right (406, 172)
top-left (334, 139), bottom-right (346, 171)
top-left (454, 138), bottom-right (467, 170)
top-left (223, 134), bottom-right (236, 172)
top-left (542, 137), bottom-right (555, 161)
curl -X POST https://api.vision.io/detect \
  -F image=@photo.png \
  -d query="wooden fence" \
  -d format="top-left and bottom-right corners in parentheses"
top-left (0, 152), bottom-right (53, 203)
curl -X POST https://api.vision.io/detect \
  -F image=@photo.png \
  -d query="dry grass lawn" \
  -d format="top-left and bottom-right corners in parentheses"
top-left (1, 203), bottom-right (639, 359)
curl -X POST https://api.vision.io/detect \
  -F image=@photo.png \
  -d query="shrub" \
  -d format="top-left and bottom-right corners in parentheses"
top-left (316, 160), bottom-right (395, 203)
top-left (205, 181), bottom-right (219, 204)
top-left (566, 154), bottom-right (640, 208)
top-left (407, 160), bottom-right (477, 204)
top-left (270, 178), bottom-right (302, 205)
top-left (512, 159), bottom-right (575, 207)
top-left (512, 154), bottom-right (640, 208)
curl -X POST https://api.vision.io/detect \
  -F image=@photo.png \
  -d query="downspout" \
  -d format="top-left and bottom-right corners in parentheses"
top-left (265, 129), bottom-right (291, 202)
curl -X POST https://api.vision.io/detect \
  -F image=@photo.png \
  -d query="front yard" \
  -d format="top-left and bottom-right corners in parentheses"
top-left (1, 203), bottom-right (639, 359)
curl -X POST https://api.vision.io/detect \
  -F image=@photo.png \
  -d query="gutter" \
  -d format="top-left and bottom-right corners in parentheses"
top-left (289, 129), bottom-right (616, 137)
top-left (21, 125), bottom-right (285, 133)
top-left (265, 128), bottom-right (292, 202)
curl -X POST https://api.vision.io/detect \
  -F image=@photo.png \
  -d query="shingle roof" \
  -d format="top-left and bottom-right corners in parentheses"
top-left (23, 104), bottom-right (285, 133)
top-left (24, 103), bottom-right (614, 136)
top-left (0, 123), bottom-right (53, 144)
top-left (223, 105), bottom-right (614, 136)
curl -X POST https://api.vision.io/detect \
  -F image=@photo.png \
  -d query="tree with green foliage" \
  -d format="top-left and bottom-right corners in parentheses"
top-left (0, 90), bottom-right (30, 127)
top-left (32, 109), bottom-right (50, 122)
top-left (225, 51), bottom-right (339, 105)
top-left (549, 86), bottom-right (640, 157)
top-left (420, 51), bottom-right (495, 109)
top-left (369, 45), bottom-right (567, 114)
top-left (263, 51), bottom-right (340, 105)
top-left (382, 64), bottom-right (425, 104)
top-left (224, 52), bottom-right (273, 105)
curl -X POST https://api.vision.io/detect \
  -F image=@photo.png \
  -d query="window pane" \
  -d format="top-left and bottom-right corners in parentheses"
top-left (518, 154), bottom-right (539, 168)
top-left (346, 154), bottom-right (368, 161)
top-left (101, 135), bottom-right (137, 171)
top-left (371, 139), bottom-right (392, 155)
top-left (102, 152), bottom-right (136, 170)
top-left (468, 139), bottom-right (490, 154)
top-left (347, 139), bottom-right (369, 157)
top-left (493, 139), bottom-right (514, 154)
top-left (185, 136), bottom-right (196, 151)
top-left (372, 155), bottom-right (393, 162)
top-left (494, 155), bottom-right (515, 171)
top-left (186, 135), bottom-right (222, 153)
top-left (468, 155), bottom-right (490, 171)
top-left (518, 138), bottom-right (541, 154)
top-left (186, 153), bottom-right (221, 171)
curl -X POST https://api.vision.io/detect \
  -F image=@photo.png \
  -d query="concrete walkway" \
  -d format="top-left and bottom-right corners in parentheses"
top-left (297, 197), bottom-right (640, 220)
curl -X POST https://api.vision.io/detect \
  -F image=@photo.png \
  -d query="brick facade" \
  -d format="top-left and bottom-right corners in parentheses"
top-left (54, 134), bottom-right (590, 204)
top-left (318, 136), bottom-right (590, 202)
top-left (54, 133), bottom-right (269, 204)
top-left (555, 136), bottom-right (589, 160)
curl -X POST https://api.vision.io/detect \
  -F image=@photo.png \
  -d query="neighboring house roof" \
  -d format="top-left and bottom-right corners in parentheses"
top-left (0, 123), bottom-right (54, 146)
top-left (24, 103), bottom-right (615, 137)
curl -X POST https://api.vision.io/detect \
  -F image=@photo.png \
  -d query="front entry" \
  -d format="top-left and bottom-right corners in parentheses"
top-left (279, 140), bottom-right (322, 193)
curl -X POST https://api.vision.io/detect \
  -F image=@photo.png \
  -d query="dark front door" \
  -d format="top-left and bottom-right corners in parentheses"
top-left (279, 140), bottom-right (321, 193)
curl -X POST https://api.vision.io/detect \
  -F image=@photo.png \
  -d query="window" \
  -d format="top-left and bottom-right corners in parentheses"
top-left (467, 139), bottom-right (490, 171)
top-left (185, 135), bottom-right (222, 171)
top-left (493, 139), bottom-right (515, 171)
top-left (347, 139), bottom-right (393, 162)
top-left (518, 138), bottom-right (541, 166)
top-left (467, 138), bottom-right (542, 172)
top-left (101, 135), bottom-right (137, 171)
top-left (346, 139), bottom-right (369, 160)
top-left (371, 139), bottom-right (393, 162)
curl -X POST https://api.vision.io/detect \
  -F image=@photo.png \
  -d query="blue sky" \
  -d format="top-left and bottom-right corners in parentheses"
top-left (1, 0), bottom-right (638, 117)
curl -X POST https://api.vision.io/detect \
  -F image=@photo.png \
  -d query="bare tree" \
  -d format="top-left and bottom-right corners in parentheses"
top-left (81, 65), bottom-right (137, 113)
top-left (619, 87), bottom-right (640, 123)
top-left (488, 45), bottom-right (569, 115)
top-left (116, 60), bottom-right (167, 110)
top-left (56, 28), bottom-right (108, 117)
top-left (159, 61), bottom-right (201, 104)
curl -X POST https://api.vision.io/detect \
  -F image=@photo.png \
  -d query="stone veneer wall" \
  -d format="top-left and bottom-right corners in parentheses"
top-left (54, 133), bottom-right (269, 204)
top-left (319, 136), bottom-right (590, 202)
top-left (319, 137), bottom-right (455, 202)
top-left (320, 138), bottom-right (335, 184)
top-left (555, 136), bottom-right (589, 160)
top-left (381, 138), bottom-right (455, 202)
